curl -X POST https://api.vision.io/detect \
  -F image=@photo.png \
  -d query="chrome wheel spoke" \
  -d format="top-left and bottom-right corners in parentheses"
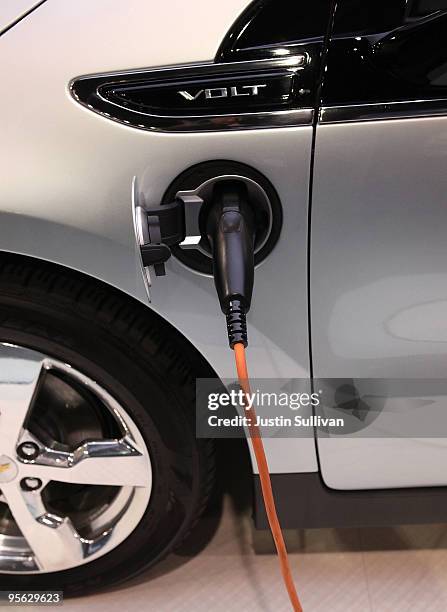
top-left (1, 482), bottom-right (85, 572)
top-left (0, 350), bottom-right (44, 454)
top-left (22, 436), bottom-right (150, 487)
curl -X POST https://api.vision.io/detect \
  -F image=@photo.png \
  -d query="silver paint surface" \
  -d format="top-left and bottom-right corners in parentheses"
top-left (312, 116), bottom-right (447, 489)
top-left (0, 0), bottom-right (317, 475)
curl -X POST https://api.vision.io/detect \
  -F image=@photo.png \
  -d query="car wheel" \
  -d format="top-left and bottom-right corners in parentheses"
top-left (0, 256), bottom-right (215, 595)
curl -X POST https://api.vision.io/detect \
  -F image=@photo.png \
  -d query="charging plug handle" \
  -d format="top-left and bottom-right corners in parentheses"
top-left (205, 181), bottom-right (256, 347)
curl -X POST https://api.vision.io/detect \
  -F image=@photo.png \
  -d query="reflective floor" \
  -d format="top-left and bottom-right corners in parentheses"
top-left (58, 491), bottom-right (447, 611)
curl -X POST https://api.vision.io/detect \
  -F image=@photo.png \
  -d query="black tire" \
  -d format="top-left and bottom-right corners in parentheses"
top-left (0, 255), bottom-right (216, 596)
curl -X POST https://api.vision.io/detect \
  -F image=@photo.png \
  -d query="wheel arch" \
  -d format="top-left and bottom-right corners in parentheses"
top-left (0, 249), bottom-right (254, 486)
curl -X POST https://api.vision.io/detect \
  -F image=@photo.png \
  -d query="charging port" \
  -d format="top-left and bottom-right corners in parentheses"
top-left (162, 161), bottom-right (282, 275)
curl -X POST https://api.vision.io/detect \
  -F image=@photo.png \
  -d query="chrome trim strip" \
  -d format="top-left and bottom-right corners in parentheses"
top-left (71, 55), bottom-right (308, 85)
top-left (70, 56), bottom-right (313, 133)
top-left (82, 105), bottom-right (313, 133)
top-left (320, 99), bottom-right (447, 124)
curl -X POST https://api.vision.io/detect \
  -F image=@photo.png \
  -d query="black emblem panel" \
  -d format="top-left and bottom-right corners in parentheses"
top-left (105, 72), bottom-right (295, 116)
top-left (70, 56), bottom-right (313, 133)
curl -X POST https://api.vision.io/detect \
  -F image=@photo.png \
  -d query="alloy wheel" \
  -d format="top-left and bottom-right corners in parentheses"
top-left (0, 343), bottom-right (152, 574)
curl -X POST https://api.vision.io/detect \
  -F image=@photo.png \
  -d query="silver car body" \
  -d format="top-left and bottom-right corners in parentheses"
top-left (1, 0), bottom-right (445, 489)
top-left (0, 0), bottom-right (316, 476)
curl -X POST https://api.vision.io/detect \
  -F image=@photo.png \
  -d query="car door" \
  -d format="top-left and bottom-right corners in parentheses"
top-left (312, 0), bottom-right (447, 489)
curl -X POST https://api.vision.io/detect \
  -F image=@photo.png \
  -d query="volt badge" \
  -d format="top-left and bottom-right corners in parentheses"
top-left (178, 84), bottom-right (267, 101)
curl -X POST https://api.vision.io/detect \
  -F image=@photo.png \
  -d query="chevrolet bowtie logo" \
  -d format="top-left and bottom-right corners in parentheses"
top-left (0, 462), bottom-right (11, 474)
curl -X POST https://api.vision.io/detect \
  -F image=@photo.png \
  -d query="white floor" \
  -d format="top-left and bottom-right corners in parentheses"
top-left (53, 494), bottom-right (447, 612)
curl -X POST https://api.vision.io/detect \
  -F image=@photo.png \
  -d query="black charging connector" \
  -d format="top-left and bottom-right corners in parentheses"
top-left (202, 181), bottom-right (256, 348)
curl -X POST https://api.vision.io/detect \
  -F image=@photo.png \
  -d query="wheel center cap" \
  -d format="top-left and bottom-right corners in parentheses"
top-left (0, 455), bottom-right (18, 483)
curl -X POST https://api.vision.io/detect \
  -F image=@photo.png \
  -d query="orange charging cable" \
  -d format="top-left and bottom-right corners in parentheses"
top-left (233, 342), bottom-right (303, 612)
